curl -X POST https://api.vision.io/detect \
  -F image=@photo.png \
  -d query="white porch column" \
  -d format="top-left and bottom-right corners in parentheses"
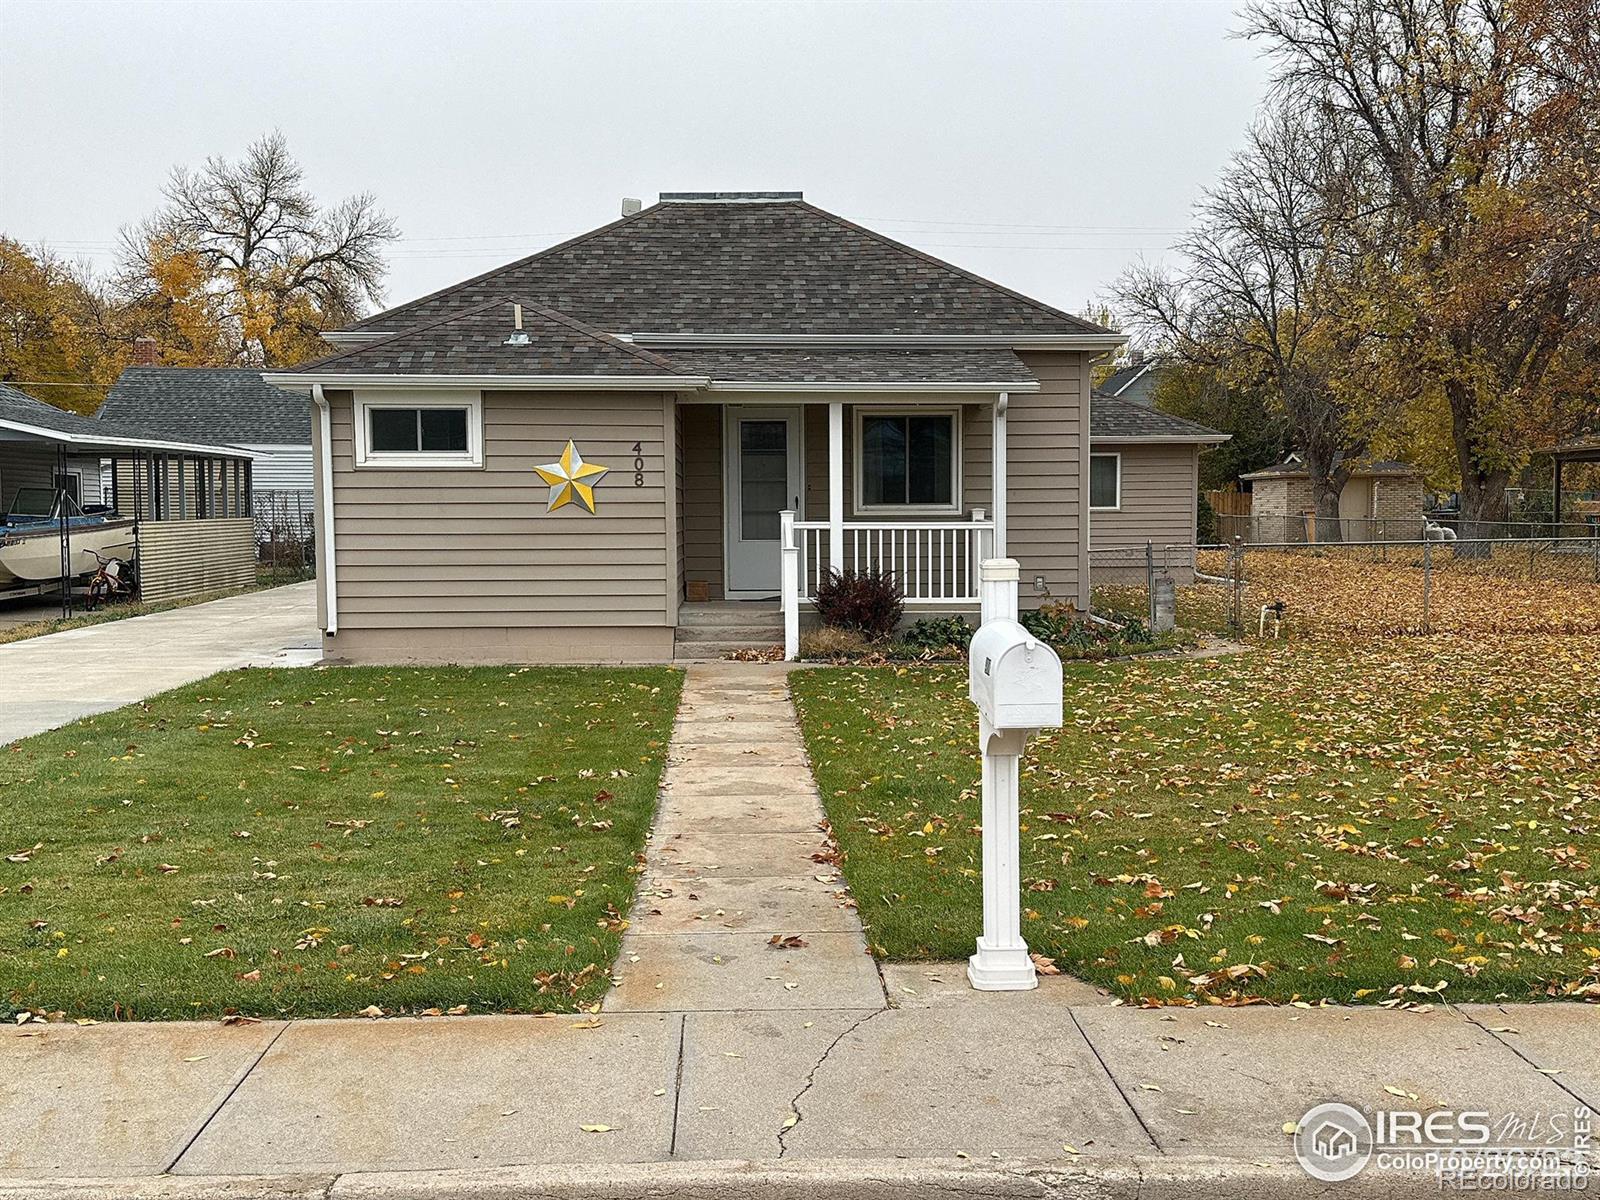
top-left (828, 401), bottom-right (844, 576)
top-left (992, 392), bottom-right (1008, 559)
top-left (780, 509), bottom-right (800, 661)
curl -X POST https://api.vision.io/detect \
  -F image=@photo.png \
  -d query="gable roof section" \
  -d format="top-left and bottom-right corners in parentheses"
top-left (1090, 395), bottom-right (1228, 443)
top-left (337, 199), bottom-right (1114, 340)
top-left (1096, 362), bottom-right (1157, 398)
top-left (297, 300), bottom-right (698, 378)
top-left (100, 368), bottom-right (308, 445)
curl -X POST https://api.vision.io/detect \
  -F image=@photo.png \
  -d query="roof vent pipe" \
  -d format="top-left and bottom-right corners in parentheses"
top-left (621, 197), bottom-right (642, 216)
top-left (505, 303), bottom-right (530, 346)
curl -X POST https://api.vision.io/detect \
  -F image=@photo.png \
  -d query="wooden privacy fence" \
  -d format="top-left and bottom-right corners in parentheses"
top-left (137, 518), bottom-right (256, 604)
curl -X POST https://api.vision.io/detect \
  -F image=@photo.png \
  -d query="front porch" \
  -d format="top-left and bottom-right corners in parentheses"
top-left (675, 396), bottom-right (1009, 658)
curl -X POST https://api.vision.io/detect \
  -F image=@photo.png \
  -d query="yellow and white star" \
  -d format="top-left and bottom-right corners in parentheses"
top-left (534, 440), bottom-right (610, 513)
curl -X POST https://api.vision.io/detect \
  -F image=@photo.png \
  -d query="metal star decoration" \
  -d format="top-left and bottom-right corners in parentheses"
top-left (534, 440), bottom-right (610, 513)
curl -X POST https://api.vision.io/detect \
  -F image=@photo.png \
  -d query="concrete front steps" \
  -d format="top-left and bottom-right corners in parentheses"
top-left (674, 601), bottom-right (785, 661)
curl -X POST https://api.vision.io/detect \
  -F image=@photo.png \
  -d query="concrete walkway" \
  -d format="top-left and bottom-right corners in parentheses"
top-left (605, 661), bottom-right (885, 1013)
top-left (2, 980), bottom-right (1596, 1196)
top-left (0, 581), bottom-right (318, 745)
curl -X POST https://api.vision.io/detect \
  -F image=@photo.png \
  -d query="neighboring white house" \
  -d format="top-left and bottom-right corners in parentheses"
top-left (97, 367), bottom-right (311, 517)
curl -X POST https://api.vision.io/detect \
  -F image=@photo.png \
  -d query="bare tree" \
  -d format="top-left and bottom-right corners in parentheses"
top-left (118, 132), bottom-right (399, 366)
top-left (1116, 109), bottom-right (1389, 539)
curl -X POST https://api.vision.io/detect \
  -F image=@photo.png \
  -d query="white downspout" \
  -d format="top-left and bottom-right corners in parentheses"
top-left (992, 392), bottom-right (1008, 559)
top-left (311, 384), bottom-right (338, 636)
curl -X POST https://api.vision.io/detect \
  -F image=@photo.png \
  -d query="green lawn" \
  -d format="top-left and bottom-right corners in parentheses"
top-left (791, 636), bottom-right (1600, 1005)
top-left (0, 665), bottom-right (681, 1020)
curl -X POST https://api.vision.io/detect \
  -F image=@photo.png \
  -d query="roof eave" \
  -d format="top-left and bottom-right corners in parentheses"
top-left (0, 417), bottom-right (256, 458)
top-left (1092, 433), bottom-right (1232, 445)
top-left (706, 380), bottom-right (1039, 394)
top-left (262, 373), bottom-right (710, 391)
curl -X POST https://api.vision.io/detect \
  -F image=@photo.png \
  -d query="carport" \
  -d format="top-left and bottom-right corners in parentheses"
top-left (0, 382), bottom-right (257, 616)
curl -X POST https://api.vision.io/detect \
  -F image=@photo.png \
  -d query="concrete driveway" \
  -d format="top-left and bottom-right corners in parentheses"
top-left (0, 580), bottom-right (318, 746)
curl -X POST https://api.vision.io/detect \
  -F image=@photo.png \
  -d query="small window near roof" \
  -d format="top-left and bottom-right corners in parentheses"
top-left (369, 407), bottom-right (469, 453)
top-left (1090, 454), bottom-right (1120, 510)
top-left (355, 395), bottom-right (482, 467)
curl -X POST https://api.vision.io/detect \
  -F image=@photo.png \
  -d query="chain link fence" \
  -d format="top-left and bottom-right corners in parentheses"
top-left (1221, 513), bottom-right (1599, 544)
top-left (253, 489), bottom-right (316, 576)
top-left (1089, 543), bottom-right (1232, 635)
top-left (1094, 535), bottom-right (1600, 638)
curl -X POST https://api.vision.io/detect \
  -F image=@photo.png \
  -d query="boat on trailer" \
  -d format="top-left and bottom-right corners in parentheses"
top-left (0, 487), bottom-right (136, 586)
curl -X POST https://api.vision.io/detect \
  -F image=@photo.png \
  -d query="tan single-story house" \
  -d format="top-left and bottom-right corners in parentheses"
top-left (266, 192), bottom-right (1136, 663)
top-left (1241, 455), bottom-right (1426, 542)
top-left (1087, 370), bottom-right (1229, 582)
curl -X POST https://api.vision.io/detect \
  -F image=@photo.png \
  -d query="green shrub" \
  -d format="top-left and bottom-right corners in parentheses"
top-left (812, 567), bottom-right (904, 639)
top-left (899, 615), bottom-right (972, 654)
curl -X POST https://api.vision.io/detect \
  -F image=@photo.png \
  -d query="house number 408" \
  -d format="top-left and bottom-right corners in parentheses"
top-left (632, 441), bottom-right (645, 487)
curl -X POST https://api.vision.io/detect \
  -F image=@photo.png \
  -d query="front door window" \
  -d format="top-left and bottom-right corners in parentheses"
top-left (725, 407), bottom-right (801, 596)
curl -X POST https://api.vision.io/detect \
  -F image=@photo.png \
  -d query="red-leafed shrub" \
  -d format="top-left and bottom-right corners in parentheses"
top-left (812, 567), bottom-right (904, 639)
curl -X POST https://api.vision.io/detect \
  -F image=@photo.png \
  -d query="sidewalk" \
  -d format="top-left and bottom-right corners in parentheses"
top-left (0, 581), bottom-right (318, 745)
top-left (1, 662), bottom-right (1596, 1197)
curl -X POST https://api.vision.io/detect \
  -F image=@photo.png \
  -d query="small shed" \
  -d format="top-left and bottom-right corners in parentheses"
top-left (0, 383), bottom-right (257, 612)
top-left (1240, 455), bottom-right (1425, 542)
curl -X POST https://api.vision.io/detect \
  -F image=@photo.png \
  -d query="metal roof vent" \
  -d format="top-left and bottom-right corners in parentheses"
top-left (504, 303), bottom-right (530, 346)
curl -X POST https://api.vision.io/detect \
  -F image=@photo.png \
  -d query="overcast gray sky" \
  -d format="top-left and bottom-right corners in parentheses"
top-left (2, 0), bottom-right (1270, 321)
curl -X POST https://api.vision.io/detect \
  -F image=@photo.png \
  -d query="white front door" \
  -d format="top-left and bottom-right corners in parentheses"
top-left (724, 406), bottom-right (803, 597)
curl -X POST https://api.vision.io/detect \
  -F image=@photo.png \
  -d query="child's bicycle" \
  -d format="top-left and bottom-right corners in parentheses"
top-left (85, 550), bottom-right (137, 611)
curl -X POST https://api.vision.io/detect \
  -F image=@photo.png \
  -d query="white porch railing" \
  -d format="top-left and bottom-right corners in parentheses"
top-left (779, 509), bottom-right (994, 659)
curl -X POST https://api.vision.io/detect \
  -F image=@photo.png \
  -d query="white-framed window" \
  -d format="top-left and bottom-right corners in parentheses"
top-left (353, 392), bottom-right (483, 468)
top-left (1090, 452), bottom-right (1121, 510)
top-left (853, 408), bottom-right (961, 515)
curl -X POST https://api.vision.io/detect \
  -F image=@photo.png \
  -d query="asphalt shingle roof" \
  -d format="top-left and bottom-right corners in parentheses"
top-left (337, 199), bottom-right (1111, 341)
top-left (298, 301), bottom-right (696, 377)
top-left (663, 347), bottom-right (1037, 385)
top-left (1242, 456), bottom-right (1418, 480)
top-left (0, 382), bottom-right (115, 438)
top-left (1, 381), bottom-right (249, 454)
top-left (1096, 362), bottom-right (1155, 397)
top-left (99, 368), bottom-right (308, 445)
top-left (1090, 395), bottom-right (1228, 442)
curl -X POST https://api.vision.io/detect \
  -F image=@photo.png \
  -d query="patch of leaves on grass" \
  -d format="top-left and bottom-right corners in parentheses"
top-left (790, 635), bottom-right (1600, 1007)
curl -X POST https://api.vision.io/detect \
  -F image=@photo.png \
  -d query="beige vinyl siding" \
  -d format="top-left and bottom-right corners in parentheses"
top-left (137, 518), bottom-right (256, 603)
top-left (1088, 443), bottom-right (1199, 549)
top-left (679, 403), bottom-right (724, 599)
top-left (1088, 442), bottom-right (1200, 581)
top-left (1011, 351), bottom-right (1090, 610)
top-left (328, 388), bottom-right (671, 634)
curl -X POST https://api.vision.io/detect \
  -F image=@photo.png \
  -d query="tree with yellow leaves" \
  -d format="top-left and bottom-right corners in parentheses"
top-left (118, 131), bottom-right (398, 368)
top-left (1246, 0), bottom-right (1600, 527)
top-left (0, 238), bottom-right (121, 414)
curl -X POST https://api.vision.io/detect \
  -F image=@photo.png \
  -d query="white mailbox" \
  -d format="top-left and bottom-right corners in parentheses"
top-left (968, 619), bottom-right (1064, 730)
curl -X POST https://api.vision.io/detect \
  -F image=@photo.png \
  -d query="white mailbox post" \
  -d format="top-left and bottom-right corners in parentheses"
top-left (967, 559), bottom-right (1063, 991)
